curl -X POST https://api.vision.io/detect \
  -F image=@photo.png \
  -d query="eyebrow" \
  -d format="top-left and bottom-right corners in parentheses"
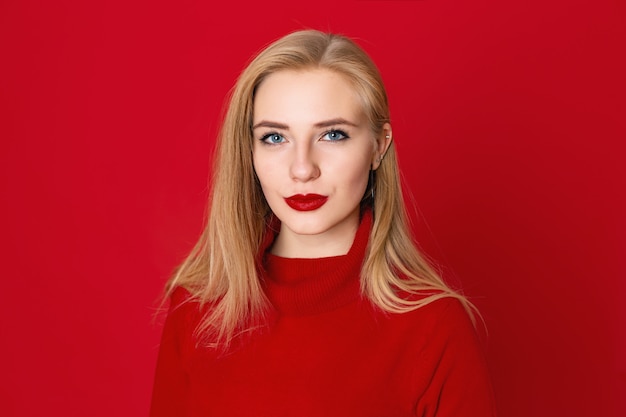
top-left (252, 118), bottom-right (358, 130)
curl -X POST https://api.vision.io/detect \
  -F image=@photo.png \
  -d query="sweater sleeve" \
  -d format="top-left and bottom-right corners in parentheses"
top-left (414, 299), bottom-right (497, 417)
top-left (149, 287), bottom-right (194, 417)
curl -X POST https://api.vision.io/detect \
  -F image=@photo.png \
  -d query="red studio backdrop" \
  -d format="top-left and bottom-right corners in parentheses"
top-left (1, 1), bottom-right (624, 416)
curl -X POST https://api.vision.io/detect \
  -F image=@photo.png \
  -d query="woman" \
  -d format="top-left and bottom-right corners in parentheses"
top-left (151, 30), bottom-right (496, 416)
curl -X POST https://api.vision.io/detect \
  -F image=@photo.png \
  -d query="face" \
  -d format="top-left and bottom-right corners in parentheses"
top-left (252, 69), bottom-right (390, 257)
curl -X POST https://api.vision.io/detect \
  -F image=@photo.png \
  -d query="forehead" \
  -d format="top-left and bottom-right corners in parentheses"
top-left (253, 69), bottom-right (365, 123)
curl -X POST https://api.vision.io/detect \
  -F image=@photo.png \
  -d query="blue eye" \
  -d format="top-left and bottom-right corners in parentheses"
top-left (322, 130), bottom-right (349, 141)
top-left (261, 133), bottom-right (285, 144)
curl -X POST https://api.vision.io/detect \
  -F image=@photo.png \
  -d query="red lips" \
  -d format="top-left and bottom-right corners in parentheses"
top-left (284, 194), bottom-right (328, 211)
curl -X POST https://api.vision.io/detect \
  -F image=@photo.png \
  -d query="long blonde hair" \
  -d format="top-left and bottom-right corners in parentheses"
top-left (166, 30), bottom-right (474, 348)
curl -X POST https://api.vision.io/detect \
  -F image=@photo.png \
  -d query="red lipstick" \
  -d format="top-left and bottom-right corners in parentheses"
top-left (284, 194), bottom-right (328, 211)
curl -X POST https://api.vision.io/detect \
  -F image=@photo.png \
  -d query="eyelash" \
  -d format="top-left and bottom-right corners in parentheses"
top-left (322, 129), bottom-right (350, 141)
top-left (259, 132), bottom-right (285, 144)
top-left (259, 129), bottom-right (350, 145)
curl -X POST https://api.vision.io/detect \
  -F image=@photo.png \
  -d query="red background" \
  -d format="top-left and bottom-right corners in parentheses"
top-left (1, 0), bottom-right (624, 416)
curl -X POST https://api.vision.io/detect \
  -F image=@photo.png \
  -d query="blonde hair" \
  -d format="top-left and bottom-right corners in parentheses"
top-left (166, 30), bottom-right (475, 348)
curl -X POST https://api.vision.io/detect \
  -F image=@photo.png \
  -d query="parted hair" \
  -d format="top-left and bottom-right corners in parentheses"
top-left (165, 29), bottom-right (474, 348)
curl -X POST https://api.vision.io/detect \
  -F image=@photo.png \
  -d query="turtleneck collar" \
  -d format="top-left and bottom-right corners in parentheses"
top-left (259, 210), bottom-right (373, 316)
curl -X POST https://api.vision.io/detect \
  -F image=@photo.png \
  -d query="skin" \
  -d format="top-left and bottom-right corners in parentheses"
top-left (252, 69), bottom-right (392, 258)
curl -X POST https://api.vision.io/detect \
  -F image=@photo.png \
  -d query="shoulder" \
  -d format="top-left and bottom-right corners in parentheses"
top-left (162, 286), bottom-right (206, 335)
top-left (170, 285), bottom-right (195, 309)
top-left (426, 296), bottom-right (485, 346)
top-left (400, 296), bottom-right (491, 383)
top-left (381, 295), bottom-right (486, 351)
top-left (391, 293), bottom-right (475, 326)
top-left (424, 296), bottom-right (477, 330)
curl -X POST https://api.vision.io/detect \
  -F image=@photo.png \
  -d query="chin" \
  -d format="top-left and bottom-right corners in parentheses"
top-left (280, 216), bottom-right (330, 236)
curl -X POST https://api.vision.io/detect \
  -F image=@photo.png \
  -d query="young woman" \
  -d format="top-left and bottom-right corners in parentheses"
top-left (150, 30), bottom-right (496, 416)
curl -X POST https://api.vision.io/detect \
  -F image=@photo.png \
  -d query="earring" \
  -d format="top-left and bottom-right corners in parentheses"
top-left (369, 168), bottom-right (375, 201)
top-left (386, 135), bottom-right (390, 139)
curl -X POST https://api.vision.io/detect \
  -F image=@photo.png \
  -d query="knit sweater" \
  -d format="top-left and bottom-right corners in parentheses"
top-left (150, 212), bottom-right (497, 416)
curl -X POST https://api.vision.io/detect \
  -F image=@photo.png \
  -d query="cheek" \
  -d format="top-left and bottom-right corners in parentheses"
top-left (253, 153), bottom-right (278, 192)
top-left (337, 157), bottom-right (371, 192)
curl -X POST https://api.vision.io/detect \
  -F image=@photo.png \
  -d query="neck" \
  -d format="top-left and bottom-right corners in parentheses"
top-left (270, 209), bottom-right (360, 258)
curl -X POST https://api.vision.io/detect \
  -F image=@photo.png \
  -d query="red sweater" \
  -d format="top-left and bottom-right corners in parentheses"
top-left (150, 212), bottom-right (496, 416)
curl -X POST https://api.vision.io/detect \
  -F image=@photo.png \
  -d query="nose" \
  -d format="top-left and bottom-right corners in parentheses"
top-left (289, 143), bottom-right (320, 182)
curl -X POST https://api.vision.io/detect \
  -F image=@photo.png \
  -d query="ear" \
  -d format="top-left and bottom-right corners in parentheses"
top-left (372, 123), bottom-right (393, 170)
